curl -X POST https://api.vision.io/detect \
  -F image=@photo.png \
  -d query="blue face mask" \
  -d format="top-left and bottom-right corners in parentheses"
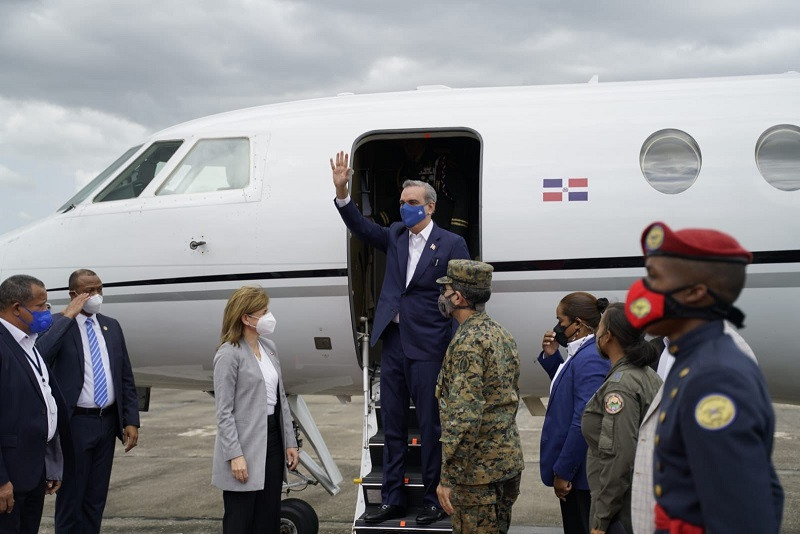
top-left (21, 306), bottom-right (53, 334)
top-left (400, 203), bottom-right (427, 228)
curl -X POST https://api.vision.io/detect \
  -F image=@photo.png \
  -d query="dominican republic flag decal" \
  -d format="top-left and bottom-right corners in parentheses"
top-left (542, 178), bottom-right (589, 202)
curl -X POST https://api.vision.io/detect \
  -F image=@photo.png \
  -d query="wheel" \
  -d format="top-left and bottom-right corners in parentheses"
top-left (280, 498), bottom-right (319, 534)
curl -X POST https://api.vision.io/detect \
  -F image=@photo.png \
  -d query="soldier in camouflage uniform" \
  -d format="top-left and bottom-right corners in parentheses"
top-left (434, 260), bottom-right (524, 534)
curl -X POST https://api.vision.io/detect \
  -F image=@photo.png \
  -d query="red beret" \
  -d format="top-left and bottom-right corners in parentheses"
top-left (641, 221), bottom-right (753, 264)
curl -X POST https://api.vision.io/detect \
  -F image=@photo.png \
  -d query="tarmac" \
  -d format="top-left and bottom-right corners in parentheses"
top-left (38, 389), bottom-right (800, 533)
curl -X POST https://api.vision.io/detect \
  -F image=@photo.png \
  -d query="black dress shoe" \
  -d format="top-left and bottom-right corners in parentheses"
top-left (416, 505), bottom-right (447, 524)
top-left (364, 504), bottom-right (406, 523)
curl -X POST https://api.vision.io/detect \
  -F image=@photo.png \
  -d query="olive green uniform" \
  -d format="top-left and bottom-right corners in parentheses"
top-left (580, 357), bottom-right (661, 533)
top-left (436, 311), bottom-right (525, 534)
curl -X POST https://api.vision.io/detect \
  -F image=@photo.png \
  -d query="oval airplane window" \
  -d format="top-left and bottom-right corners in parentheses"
top-left (756, 124), bottom-right (800, 191)
top-left (640, 129), bottom-right (701, 194)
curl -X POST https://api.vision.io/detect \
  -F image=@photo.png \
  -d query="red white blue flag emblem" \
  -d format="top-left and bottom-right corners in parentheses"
top-left (542, 178), bottom-right (589, 202)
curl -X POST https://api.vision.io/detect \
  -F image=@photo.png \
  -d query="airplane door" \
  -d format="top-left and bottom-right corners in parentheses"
top-left (348, 131), bottom-right (482, 366)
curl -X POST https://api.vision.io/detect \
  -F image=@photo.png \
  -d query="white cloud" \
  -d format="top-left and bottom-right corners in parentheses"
top-left (0, 97), bottom-right (149, 232)
top-left (0, 164), bottom-right (33, 189)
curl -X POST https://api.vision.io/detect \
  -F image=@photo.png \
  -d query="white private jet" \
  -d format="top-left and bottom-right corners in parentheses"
top-left (1, 72), bottom-right (799, 533)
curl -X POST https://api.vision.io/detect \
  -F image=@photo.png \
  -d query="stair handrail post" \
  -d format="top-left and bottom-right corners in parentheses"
top-left (359, 316), bottom-right (371, 450)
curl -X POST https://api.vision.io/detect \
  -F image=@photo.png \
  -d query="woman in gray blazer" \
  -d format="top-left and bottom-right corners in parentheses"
top-left (212, 286), bottom-right (299, 534)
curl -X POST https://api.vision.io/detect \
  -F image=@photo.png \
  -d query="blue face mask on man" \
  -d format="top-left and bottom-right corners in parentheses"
top-left (400, 203), bottom-right (427, 228)
top-left (21, 305), bottom-right (53, 334)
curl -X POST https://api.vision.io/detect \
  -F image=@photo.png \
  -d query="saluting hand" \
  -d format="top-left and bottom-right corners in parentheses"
top-left (286, 447), bottom-right (299, 470)
top-left (542, 330), bottom-right (559, 356)
top-left (231, 456), bottom-right (248, 483)
top-left (330, 151), bottom-right (351, 199)
top-left (62, 293), bottom-right (91, 319)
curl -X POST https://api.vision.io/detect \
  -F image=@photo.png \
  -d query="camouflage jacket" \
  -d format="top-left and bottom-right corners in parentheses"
top-left (436, 311), bottom-right (524, 486)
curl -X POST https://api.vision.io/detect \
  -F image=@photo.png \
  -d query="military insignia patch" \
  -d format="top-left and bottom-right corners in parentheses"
top-left (645, 224), bottom-right (665, 252)
top-left (611, 371), bottom-right (623, 382)
top-left (629, 297), bottom-right (652, 319)
top-left (695, 394), bottom-right (737, 430)
top-left (604, 393), bottom-right (624, 414)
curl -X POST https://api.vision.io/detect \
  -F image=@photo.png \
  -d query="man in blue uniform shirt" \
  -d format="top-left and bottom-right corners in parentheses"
top-left (623, 221), bottom-right (783, 533)
top-left (330, 151), bottom-right (470, 524)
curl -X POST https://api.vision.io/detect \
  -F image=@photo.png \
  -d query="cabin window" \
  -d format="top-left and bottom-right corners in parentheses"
top-left (639, 129), bottom-right (701, 194)
top-left (756, 124), bottom-right (800, 191)
top-left (156, 138), bottom-right (251, 196)
top-left (93, 140), bottom-right (183, 202)
top-left (58, 145), bottom-right (142, 211)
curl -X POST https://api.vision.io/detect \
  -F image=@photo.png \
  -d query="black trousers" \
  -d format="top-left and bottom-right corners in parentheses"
top-left (222, 413), bottom-right (283, 534)
top-left (0, 469), bottom-right (45, 534)
top-left (55, 410), bottom-right (118, 534)
top-left (559, 488), bottom-right (591, 534)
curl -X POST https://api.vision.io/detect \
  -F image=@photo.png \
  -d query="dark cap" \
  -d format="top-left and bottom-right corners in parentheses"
top-left (436, 260), bottom-right (493, 289)
top-left (641, 221), bottom-right (752, 264)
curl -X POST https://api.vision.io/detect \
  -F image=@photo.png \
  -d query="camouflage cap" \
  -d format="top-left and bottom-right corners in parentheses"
top-left (436, 260), bottom-right (493, 289)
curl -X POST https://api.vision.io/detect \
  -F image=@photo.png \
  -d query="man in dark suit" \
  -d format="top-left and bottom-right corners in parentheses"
top-left (0, 274), bottom-right (72, 534)
top-left (37, 269), bottom-right (140, 534)
top-left (331, 151), bottom-right (470, 524)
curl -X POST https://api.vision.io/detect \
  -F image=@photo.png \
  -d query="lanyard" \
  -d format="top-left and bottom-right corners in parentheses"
top-left (25, 346), bottom-right (45, 381)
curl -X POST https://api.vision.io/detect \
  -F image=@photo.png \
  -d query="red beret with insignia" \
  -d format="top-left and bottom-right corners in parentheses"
top-left (640, 221), bottom-right (753, 264)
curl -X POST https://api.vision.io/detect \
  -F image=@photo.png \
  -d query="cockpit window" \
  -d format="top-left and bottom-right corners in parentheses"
top-left (756, 124), bottom-right (800, 191)
top-left (156, 138), bottom-right (251, 196)
top-left (93, 140), bottom-right (183, 202)
top-left (58, 145), bottom-right (142, 212)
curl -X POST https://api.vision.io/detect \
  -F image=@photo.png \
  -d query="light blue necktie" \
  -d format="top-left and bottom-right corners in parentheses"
top-left (85, 318), bottom-right (108, 407)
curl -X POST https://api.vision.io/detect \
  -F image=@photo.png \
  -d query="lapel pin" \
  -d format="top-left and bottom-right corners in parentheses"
top-left (103, 326), bottom-right (108, 331)
top-left (430, 243), bottom-right (436, 250)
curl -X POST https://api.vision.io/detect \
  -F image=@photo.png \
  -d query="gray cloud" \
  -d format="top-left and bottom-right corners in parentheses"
top-left (0, 0), bottom-right (799, 233)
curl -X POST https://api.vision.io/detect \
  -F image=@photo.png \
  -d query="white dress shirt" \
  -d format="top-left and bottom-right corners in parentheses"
top-left (76, 314), bottom-right (116, 408)
top-left (549, 334), bottom-right (594, 394)
top-left (257, 341), bottom-right (279, 416)
top-left (0, 317), bottom-right (58, 440)
top-left (336, 194), bottom-right (433, 323)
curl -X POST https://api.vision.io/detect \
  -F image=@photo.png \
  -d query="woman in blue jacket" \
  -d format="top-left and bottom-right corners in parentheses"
top-left (538, 292), bottom-right (610, 534)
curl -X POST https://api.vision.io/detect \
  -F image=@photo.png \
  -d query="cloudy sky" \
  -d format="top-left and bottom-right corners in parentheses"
top-left (1, 0), bottom-right (799, 234)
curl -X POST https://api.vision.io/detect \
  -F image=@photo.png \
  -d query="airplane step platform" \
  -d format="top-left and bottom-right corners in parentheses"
top-left (353, 504), bottom-right (452, 534)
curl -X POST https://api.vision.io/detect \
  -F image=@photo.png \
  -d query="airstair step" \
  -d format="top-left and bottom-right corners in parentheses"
top-left (375, 404), bottom-right (419, 431)
top-left (354, 505), bottom-right (452, 534)
top-left (369, 439), bottom-right (422, 468)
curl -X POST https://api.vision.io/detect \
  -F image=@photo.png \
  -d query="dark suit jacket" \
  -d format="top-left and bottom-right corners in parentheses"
top-left (538, 337), bottom-right (609, 491)
top-left (337, 199), bottom-right (470, 360)
top-left (0, 322), bottom-right (72, 492)
top-left (37, 313), bottom-right (140, 439)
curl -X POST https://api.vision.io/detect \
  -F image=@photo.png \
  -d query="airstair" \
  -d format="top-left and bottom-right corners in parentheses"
top-left (352, 320), bottom-right (452, 534)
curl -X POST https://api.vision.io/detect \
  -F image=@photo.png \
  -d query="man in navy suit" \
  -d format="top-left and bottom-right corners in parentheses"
top-left (0, 274), bottom-right (72, 534)
top-left (37, 269), bottom-right (140, 534)
top-left (331, 151), bottom-right (470, 524)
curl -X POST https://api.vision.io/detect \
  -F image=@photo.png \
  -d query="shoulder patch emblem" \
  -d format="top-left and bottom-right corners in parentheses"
top-left (695, 394), bottom-right (737, 430)
top-left (604, 393), bottom-right (624, 414)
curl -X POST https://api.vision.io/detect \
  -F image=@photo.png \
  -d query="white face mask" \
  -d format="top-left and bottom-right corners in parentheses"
top-left (248, 312), bottom-right (276, 336)
top-left (82, 294), bottom-right (103, 315)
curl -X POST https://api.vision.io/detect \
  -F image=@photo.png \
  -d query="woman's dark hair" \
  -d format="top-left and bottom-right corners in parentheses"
top-left (559, 292), bottom-right (609, 329)
top-left (602, 303), bottom-right (660, 367)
